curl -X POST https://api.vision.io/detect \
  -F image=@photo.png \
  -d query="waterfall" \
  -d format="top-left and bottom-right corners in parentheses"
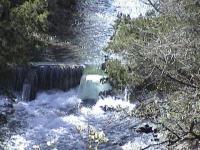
top-left (3, 64), bottom-right (84, 101)
top-left (124, 87), bottom-right (130, 102)
top-left (78, 74), bottom-right (112, 100)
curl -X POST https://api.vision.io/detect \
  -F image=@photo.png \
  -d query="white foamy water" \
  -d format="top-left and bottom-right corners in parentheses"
top-left (113, 0), bottom-right (150, 18)
top-left (1, 89), bottom-right (160, 150)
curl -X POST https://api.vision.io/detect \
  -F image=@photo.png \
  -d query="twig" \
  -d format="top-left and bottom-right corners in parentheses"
top-left (146, 0), bottom-right (163, 14)
top-left (149, 119), bottom-right (181, 140)
top-left (155, 66), bottom-right (198, 89)
top-left (142, 140), bottom-right (169, 150)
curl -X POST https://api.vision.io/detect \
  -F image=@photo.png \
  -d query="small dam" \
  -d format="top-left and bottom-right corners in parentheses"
top-left (1, 63), bottom-right (84, 101)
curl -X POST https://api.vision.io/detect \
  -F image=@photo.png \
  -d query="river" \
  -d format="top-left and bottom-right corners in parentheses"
top-left (44, 0), bottom-right (149, 64)
top-left (0, 0), bottom-right (158, 150)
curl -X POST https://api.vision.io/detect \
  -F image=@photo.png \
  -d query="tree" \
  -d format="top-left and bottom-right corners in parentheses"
top-left (106, 0), bottom-right (200, 148)
top-left (0, 0), bottom-right (48, 69)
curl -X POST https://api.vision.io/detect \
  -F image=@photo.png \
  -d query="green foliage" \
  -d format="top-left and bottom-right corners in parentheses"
top-left (106, 60), bottom-right (130, 89)
top-left (11, 0), bottom-right (48, 33)
top-left (0, 0), bottom-right (48, 68)
top-left (106, 14), bottom-right (188, 92)
top-left (106, 2), bottom-right (200, 91)
top-left (84, 66), bottom-right (106, 75)
top-left (107, 15), bottom-right (183, 52)
top-left (0, 0), bottom-right (77, 69)
top-left (47, 0), bottom-right (76, 35)
top-left (106, 0), bottom-right (200, 148)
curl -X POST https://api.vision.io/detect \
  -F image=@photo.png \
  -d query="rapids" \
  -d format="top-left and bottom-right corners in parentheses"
top-left (1, 90), bottom-right (160, 149)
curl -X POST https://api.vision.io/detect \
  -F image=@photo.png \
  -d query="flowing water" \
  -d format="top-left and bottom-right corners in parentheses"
top-left (44, 0), bottom-right (149, 64)
top-left (0, 0), bottom-right (159, 149)
top-left (2, 90), bottom-right (160, 150)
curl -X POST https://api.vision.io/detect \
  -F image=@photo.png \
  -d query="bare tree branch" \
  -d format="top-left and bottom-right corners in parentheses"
top-left (142, 140), bottom-right (169, 150)
top-left (146, 0), bottom-right (163, 14)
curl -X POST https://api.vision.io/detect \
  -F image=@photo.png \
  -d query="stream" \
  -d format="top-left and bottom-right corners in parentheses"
top-left (44, 0), bottom-right (149, 64)
top-left (0, 0), bottom-right (159, 150)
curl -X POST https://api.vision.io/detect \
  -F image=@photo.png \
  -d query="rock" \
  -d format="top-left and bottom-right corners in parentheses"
top-left (100, 106), bottom-right (116, 112)
top-left (153, 128), bottom-right (158, 133)
top-left (153, 134), bottom-right (158, 138)
top-left (0, 113), bottom-right (7, 125)
top-left (101, 55), bottom-right (109, 70)
top-left (136, 124), bottom-right (153, 134)
top-left (0, 97), bottom-right (14, 115)
top-left (101, 62), bottom-right (107, 70)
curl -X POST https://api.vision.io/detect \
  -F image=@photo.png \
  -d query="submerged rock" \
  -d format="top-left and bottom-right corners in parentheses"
top-left (136, 124), bottom-right (154, 134)
top-left (0, 113), bottom-right (7, 125)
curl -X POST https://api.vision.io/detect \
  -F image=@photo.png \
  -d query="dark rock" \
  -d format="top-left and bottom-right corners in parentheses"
top-left (100, 106), bottom-right (116, 112)
top-left (100, 77), bottom-right (109, 84)
top-left (101, 55), bottom-right (109, 70)
top-left (136, 124), bottom-right (153, 134)
top-left (101, 62), bottom-right (107, 70)
top-left (118, 142), bottom-right (123, 146)
top-left (0, 114), bottom-right (7, 125)
top-left (153, 128), bottom-right (158, 133)
top-left (153, 134), bottom-right (158, 138)
top-left (6, 103), bottom-right (13, 108)
top-left (195, 0), bottom-right (200, 7)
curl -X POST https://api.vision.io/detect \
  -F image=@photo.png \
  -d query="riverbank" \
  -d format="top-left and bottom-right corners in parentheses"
top-left (105, 0), bottom-right (200, 149)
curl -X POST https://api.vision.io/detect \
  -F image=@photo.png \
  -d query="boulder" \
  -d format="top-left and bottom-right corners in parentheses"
top-left (136, 124), bottom-right (153, 134)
